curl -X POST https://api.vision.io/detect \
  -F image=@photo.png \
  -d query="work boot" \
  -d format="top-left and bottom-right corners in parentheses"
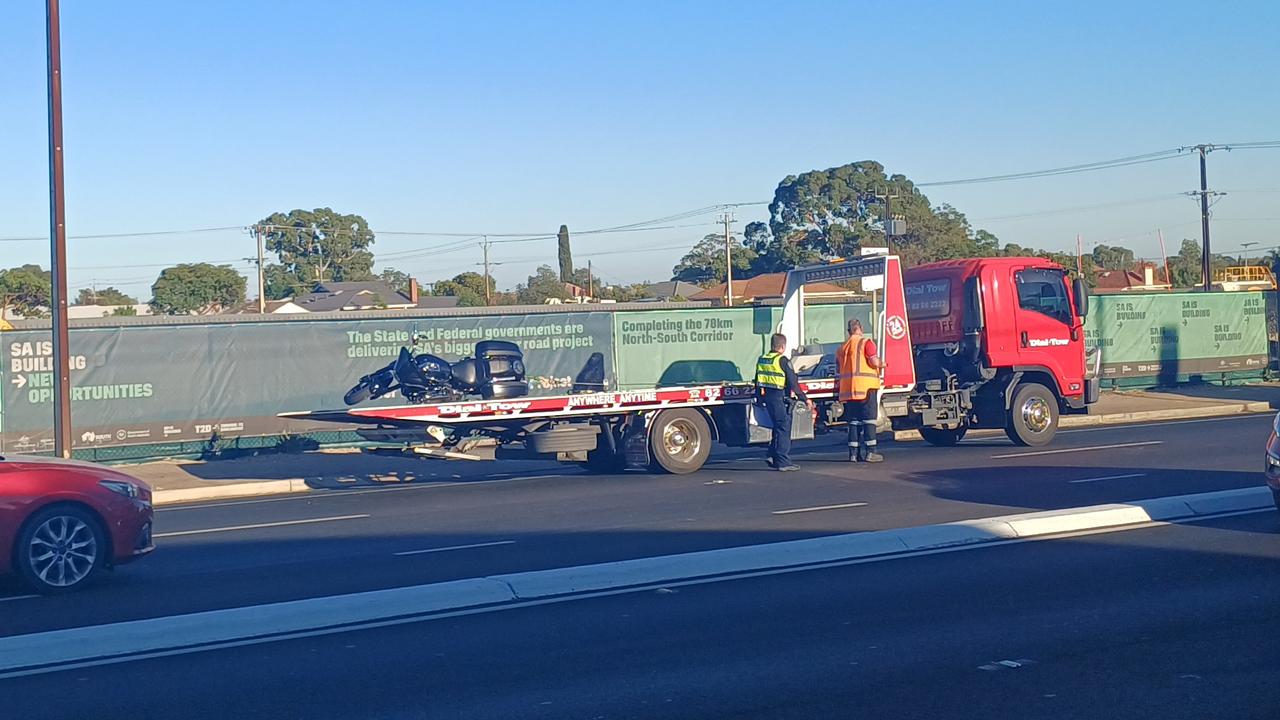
top-left (863, 452), bottom-right (884, 463)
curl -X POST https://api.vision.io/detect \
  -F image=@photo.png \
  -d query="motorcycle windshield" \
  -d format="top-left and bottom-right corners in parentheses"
top-left (393, 347), bottom-right (431, 390)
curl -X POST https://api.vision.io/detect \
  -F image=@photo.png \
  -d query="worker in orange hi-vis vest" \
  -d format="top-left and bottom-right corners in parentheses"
top-left (836, 318), bottom-right (883, 463)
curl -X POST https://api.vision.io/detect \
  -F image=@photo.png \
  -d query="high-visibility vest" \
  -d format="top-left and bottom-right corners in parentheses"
top-left (755, 352), bottom-right (787, 390)
top-left (837, 336), bottom-right (881, 401)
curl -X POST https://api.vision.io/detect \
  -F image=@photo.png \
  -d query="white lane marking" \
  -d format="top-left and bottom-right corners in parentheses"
top-left (992, 441), bottom-right (1162, 459)
top-left (394, 540), bottom-right (516, 557)
top-left (157, 473), bottom-right (558, 512)
top-left (0, 595), bottom-right (38, 603)
top-left (1063, 413), bottom-right (1270, 435)
top-left (154, 514), bottom-right (370, 538)
top-left (1069, 473), bottom-right (1148, 484)
top-left (5, 504), bottom-right (1270, 680)
top-left (772, 502), bottom-right (868, 515)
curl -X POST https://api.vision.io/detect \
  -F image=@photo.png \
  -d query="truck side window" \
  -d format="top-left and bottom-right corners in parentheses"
top-left (1015, 269), bottom-right (1070, 324)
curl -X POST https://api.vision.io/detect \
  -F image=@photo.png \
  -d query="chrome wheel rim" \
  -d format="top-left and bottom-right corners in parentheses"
top-left (662, 419), bottom-right (701, 461)
top-left (28, 515), bottom-right (98, 588)
top-left (1021, 396), bottom-right (1052, 434)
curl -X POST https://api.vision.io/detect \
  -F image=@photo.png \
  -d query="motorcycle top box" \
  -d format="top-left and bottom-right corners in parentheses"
top-left (344, 339), bottom-right (529, 406)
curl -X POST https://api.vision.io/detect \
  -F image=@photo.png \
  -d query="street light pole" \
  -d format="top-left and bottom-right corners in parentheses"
top-left (46, 0), bottom-right (73, 458)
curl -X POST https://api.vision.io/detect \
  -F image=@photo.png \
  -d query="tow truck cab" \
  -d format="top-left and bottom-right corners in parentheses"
top-left (895, 257), bottom-right (1100, 446)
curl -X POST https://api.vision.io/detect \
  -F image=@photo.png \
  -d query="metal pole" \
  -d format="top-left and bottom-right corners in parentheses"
top-left (481, 236), bottom-right (491, 306)
top-left (723, 212), bottom-right (734, 308)
top-left (1199, 146), bottom-right (1212, 292)
top-left (256, 224), bottom-right (266, 313)
top-left (46, 0), bottom-right (72, 458)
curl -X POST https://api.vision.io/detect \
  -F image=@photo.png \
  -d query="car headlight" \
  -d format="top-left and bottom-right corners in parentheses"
top-left (99, 479), bottom-right (140, 499)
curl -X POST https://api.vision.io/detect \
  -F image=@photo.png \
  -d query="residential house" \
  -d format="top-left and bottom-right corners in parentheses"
top-left (292, 279), bottom-right (460, 312)
top-left (689, 273), bottom-right (857, 305)
top-left (641, 281), bottom-right (704, 302)
top-left (1093, 263), bottom-right (1172, 294)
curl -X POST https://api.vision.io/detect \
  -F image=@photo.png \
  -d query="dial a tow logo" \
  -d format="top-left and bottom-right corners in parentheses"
top-left (886, 315), bottom-right (907, 340)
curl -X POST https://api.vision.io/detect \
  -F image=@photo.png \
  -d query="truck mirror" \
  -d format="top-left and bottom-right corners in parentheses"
top-left (1072, 277), bottom-right (1088, 319)
top-left (963, 277), bottom-right (984, 331)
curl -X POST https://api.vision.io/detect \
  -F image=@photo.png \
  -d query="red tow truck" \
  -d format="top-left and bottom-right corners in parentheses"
top-left (283, 254), bottom-right (1097, 474)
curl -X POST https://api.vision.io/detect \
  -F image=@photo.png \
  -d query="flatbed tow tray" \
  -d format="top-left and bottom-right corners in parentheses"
top-left (280, 380), bottom-right (837, 428)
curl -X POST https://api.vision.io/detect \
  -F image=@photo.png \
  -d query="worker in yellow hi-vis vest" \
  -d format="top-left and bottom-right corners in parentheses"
top-left (836, 319), bottom-right (883, 463)
top-left (755, 333), bottom-right (811, 472)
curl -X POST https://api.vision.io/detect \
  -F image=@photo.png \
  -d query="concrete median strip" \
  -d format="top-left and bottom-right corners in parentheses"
top-left (2, 485), bottom-right (1273, 678)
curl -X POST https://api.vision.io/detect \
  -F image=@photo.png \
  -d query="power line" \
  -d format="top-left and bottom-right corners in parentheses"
top-left (917, 148), bottom-right (1190, 187)
top-left (970, 194), bottom-right (1185, 222)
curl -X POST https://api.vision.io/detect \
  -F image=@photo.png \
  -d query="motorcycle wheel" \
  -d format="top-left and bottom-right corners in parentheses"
top-left (344, 382), bottom-right (374, 406)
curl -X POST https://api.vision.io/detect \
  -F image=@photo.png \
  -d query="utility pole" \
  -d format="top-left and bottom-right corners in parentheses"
top-left (1187, 144), bottom-right (1226, 292)
top-left (476, 236), bottom-right (503, 306)
top-left (1197, 145), bottom-right (1212, 292)
top-left (255, 224), bottom-right (266, 313)
top-left (587, 260), bottom-right (594, 299)
top-left (46, 0), bottom-right (72, 458)
top-left (721, 212), bottom-right (736, 307)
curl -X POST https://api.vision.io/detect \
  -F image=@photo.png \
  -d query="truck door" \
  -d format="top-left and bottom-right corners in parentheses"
top-left (1011, 267), bottom-right (1085, 401)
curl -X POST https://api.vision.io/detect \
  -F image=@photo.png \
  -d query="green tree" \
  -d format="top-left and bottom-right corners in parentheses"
top-left (0, 264), bottom-right (52, 319)
top-left (74, 286), bottom-right (137, 306)
top-left (1167, 238), bottom-right (1233, 288)
top-left (671, 233), bottom-right (759, 285)
top-left (1090, 244), bottom-right (1136, 270)
top-left (378, 267), bottom-right (411, 293)
top-left (263, 263), bottom-right (308, 300)
top-left (557, 225), bottom-right (574, 283)
top-left (516, 265), bottom-right (566, 305)
top-left (150, 263), bottom-right (247, 315)
top-left (432, 271), bottom-right (493, 307)
top-left (760, 161), bottom-right (1002, 270)
top-left (258, 208), bottom-right (376, 286)
top-left (111, 305), bottom-right (138, 317)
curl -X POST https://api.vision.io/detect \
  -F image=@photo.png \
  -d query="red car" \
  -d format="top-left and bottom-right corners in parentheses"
top-left (1266, 413), bottom-right (1280, 511)
top-left (1, 454), bottom-right (154, 594)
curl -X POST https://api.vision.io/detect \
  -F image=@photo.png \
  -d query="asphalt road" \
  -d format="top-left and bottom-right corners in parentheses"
top-left (0, 414), bottom-right (1272, 638)
top-left (4, 510), bottom-right (1277, 720)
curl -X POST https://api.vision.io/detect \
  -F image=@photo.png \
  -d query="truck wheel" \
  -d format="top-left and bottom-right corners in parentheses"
top-left (919, 426), bottom-right (967, 447)
top-left (1005, 383), bottom-right (1058, 447)
top-left (648, 409), bottom-right (711, 474)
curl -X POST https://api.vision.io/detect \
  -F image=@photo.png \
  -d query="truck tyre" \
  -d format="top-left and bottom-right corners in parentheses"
top-left (1005, 383), bottom-right (1058, 447)
top-left (919, 426), bottom-right (967, 447)
top-left (648, 409), bottom-right (711, 475)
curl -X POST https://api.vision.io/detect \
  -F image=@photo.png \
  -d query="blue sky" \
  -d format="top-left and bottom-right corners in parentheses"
top-left (2, 1), bottom-right (1278, 297)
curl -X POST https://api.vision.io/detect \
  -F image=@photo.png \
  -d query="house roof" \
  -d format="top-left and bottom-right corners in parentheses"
top-left (689, 273), bottom-right (854, 302)
top-left (293, 281), bottom-right (459, 312)
top-left (225, 299), bottom-right (307, 315)
top-left (1093, 263), bottom-right (1172, 293)
top-left (645, 281), bottom-right (705, 299)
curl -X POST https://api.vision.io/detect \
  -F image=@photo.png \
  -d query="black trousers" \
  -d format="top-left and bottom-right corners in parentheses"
top-left (843, 390), bottom-right (878, 461)
top-left (762, 390), bottom-right (793, 466)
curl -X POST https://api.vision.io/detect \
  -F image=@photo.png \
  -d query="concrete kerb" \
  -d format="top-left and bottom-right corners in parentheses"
top-left (3, 486), bottom-right (1272, 676)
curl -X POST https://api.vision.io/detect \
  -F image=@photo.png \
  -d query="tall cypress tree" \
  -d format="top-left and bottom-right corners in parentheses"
top-left (557, 225), bottom-right (573, 282)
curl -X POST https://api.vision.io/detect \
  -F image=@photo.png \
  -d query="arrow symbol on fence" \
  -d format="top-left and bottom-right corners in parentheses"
top-left (1215, 342), bottom-right (1221, 351)
top-left (10, 374), bottom-right (27, 389)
